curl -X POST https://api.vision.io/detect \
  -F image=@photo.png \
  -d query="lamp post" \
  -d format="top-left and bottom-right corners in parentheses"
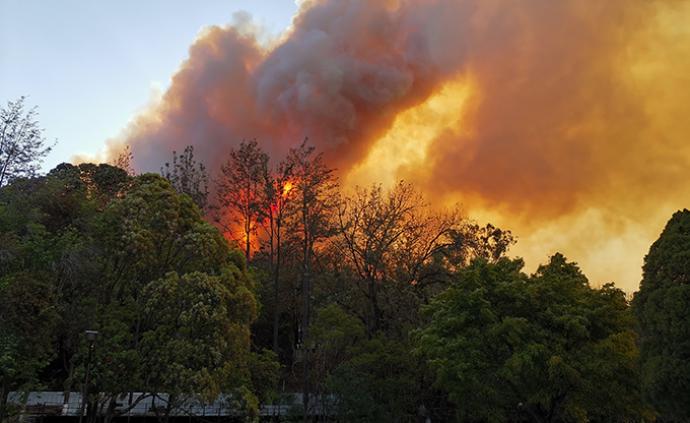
top-left (79, 330), bottom-right (99, 423)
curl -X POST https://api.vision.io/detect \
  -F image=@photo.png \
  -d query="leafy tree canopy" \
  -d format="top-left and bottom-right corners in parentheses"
top-left (0, 164), bottom-right (268, 421)
top-left (633, 209), bottom-right (690, 421)
top-left (417, 255), bottom-right (643, 422)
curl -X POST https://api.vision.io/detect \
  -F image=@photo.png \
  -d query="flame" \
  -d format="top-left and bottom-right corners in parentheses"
top-left (282, 181), bottom-right (294, 197)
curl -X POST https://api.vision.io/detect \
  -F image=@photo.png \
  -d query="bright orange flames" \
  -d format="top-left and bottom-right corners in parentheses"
top-left (282, 181), bottom-right (294, 197)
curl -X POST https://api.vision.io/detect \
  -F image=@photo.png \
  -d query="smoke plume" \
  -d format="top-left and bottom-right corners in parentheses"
top-left (116, 0), bottom-right (690, 291)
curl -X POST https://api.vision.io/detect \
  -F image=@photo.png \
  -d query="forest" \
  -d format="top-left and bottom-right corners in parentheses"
top-left (2, 98), bottom-right (690, 423)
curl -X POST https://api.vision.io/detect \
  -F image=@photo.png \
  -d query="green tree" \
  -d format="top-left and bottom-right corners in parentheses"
top-left (81, 173), bottom-right (259, 421)
top-left (0, 273), bottom-right (58, 420)
top-left (327, 336), bottom-right (420, 422)
top-left (418, 255), bottom-right (642, 422)
top-left (140, 269), bottom-right (258, 422)
top-left (0, 97), bottom-right (54, 187)
top-left (633, 209), bottom-right (690, 420)
top-left (0, 166), bottom-right (263, 422)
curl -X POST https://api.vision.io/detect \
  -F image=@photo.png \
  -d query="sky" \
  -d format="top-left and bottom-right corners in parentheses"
top-left (0, 0), bottom-right (298, 169)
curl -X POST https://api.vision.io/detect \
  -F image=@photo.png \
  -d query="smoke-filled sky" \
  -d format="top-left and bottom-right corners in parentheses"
top-left (4, 0), bottom-right (690, 292)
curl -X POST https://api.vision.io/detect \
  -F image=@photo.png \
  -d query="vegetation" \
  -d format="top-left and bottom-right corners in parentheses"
top-left (0, 97), bottom-right (53, 187)
top-left (0, 164), bottom-right (267, 422)
top-left (418, 256), bottom-right (642, 421)
top-left (633, 209), bottom-right (690, 421)
top-left (1, 131), bottom-right (688, 422)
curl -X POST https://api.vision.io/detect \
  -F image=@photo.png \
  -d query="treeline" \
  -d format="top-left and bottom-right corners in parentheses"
top-left (1, 98), bottom-right (690, 422)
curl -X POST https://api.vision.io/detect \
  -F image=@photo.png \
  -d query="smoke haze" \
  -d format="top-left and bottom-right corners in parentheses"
top-left (113, 0), bottom-right (690, 292)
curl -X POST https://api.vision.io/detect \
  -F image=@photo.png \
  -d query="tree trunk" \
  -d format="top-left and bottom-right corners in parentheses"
top-left (62, 359), bottom-right (74, 415)
top-left (0, 378), bottom-right (9, 422)
top-left (245, 220), bottom-right (251, 263)
top-left (103, 396), bottom-right (117, 423)
top-left (301, 206), bottom-right (311, 423)
top-left (301, 260), bottom-right (311, 423)
top-left (272, 216), bottom-right (282, 353)
top-left (367, 277), bottom-right (381, 335)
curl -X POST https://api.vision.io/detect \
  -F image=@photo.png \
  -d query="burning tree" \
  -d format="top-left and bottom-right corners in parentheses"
top-left (215, 140), bottom-right (270, 261)
top-left (260, 158), bottom-right (296, 352)
top-left (283, 139), bottom-right (338, 417)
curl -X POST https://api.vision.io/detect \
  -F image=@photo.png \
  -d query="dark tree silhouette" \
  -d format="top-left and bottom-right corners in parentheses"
top-left (215, 139), bottom-right (269, 261)
top-left (161, 145), bottom-right (209, 211)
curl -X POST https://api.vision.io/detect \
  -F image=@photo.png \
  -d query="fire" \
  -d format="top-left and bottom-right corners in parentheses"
top-left (112, 0), bottom-right (690, 291)
top-left (282, 181), bottom-right (294, 197)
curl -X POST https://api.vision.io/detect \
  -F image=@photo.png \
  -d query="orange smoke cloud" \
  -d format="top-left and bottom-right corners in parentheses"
top-left (117, 0), bottom-right (690, 292)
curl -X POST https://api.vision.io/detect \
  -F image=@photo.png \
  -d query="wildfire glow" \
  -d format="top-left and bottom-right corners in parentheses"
top-left (344, 76), bottom-right (475, 191)
top-left (282, 181), bottom-right (294, 197)
top-left (109, 0), bottom-right (690, 292)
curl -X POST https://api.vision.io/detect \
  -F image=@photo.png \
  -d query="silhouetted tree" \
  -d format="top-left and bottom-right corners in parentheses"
top-left (215, 140), bottom-right (269, 261)
top-left (285, 139), bottom-right (338, 419)
top-left (260, 159), bottom-right (296, 353)
top-left (161, 145), bottom-right (209, 211)
top-left (335, 181), bottom-right (461, 335)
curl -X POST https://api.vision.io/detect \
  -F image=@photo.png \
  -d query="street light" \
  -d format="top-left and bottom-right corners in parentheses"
top-left (79, 330), bottom-right (99, 423)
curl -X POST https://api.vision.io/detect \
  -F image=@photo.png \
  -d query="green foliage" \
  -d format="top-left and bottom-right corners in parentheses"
top-left (417, 255), bottom-right (643, 422)
top-left (633, 209), bottom-right (690, 420)
top-left (0, 97), bottom-right (54, 187)
top-left (327, 336), bottom-right (420, 422)
top-left (0, 164), bottom-right (259, 420)
top-left (0, 272), bottom-right (58, 420)
top-left (247, 349), bottom-right (281, 403)
top-left (4, 154), bottom-right (682, 422)
top-left (141, 270), bottom-right (255, 402)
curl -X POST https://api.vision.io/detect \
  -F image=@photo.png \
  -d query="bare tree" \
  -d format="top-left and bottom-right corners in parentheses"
top-left (0, 97), bottom-right (54, 186)
top-left (335, 181), bottom-right (461, 335)
top-left (112, 145), bottom-right (135, 176)
top-left (161, 145), bottom-right (209, 211)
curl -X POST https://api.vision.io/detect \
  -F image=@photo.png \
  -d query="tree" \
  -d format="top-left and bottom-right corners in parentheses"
top-left (0, 273), bottom-right (58, 421)
top-left (112, 145), bottom-right (135, 175)
top-left (215, 140), bottom-right (269, 261)
top-left (335, 181), bottom-right (461, 335)
top-left (79, 173), bottom-right (260, 423)
top-left (262, 159), bottom-right (296, 353)
top-left (327, 336), bottom-right (420, 422)
top-left (443, 223), bottom-right (516, 268)
top-left (417, 255), bottom-right (643, 422)
top-left (140, 269), bottom-right (258, 422)
top-left (161, 145), bottom-right (209, 211)
top-left (0, 97), bottom-right (53, 187)
top-left (0, 165), bottom-right (263, 422)
top-left (633, 209), bottom-right (690, 420)
top-left (284, 139), bottom-right (338, 418)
